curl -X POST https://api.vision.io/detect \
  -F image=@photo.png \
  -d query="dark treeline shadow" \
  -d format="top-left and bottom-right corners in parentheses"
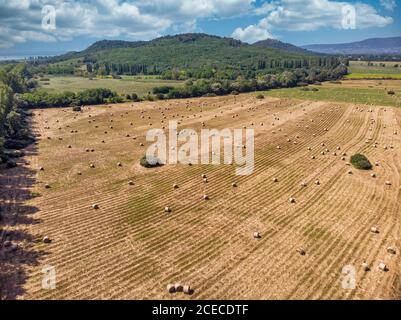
top-left (0, 142), bottom-right (48, 300)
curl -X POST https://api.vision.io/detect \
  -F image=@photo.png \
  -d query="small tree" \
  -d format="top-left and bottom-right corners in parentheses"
top-left (350, 154), bottom-right (372, 170)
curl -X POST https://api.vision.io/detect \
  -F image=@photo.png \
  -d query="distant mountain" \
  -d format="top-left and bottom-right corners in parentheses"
top-left (253, 38), bottom-right (313, 54)
top-left (302, 37), bottom-right (401, 55)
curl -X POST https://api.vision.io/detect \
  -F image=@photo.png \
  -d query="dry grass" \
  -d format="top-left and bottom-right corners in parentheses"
top-left (2, 91), bottom-right (401, 300)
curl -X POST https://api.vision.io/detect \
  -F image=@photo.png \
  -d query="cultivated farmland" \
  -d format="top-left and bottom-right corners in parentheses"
top-left (1, 91), bottom-right (401, 300)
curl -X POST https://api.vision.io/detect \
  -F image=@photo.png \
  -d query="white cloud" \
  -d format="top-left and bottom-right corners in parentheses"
top-left (232, 18), bottom-right (275, 43)
top-left (232, 0), bottom-right (394, 43)
top-left (0, 0), bottom-right (254, 48)
top-left (380, 0), bottom-right (397, 11)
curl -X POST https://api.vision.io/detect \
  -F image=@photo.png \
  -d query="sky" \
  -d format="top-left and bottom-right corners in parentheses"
top-left (0, 0), bottom-right (400, 58)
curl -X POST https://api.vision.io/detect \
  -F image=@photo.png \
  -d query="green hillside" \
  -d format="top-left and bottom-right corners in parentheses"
top-left (31, 33), bottom-right (341, 79)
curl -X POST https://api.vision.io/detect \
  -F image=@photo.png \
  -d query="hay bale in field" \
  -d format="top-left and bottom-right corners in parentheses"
top-left (183, 285), bottom-right (191, 295)
top-left (203, 194), bottom-right (209, 200)
top-left (371, 173), bottom-right (376, 178)
top-left (128, 180), bottom-right (135, 186)
top-left (39, 166), bottom-right (44, 171)
top-left (117, 162), bottom-right (122, 167)
top-left (276, 145), bottom-right (281, 150)
top-left (174, 283), bottom-right (184, 292)
top-left (385, 181), bottom-right (392, 186)
top-left (370, 227), bottom-right (379, 234)
top-left (164, 206), bottom-right (171, 213)
top-left (289, 197), bottom-right (296, 204)
top-left (173, 183), bottom-right (179, 189)
top-left (297, 247), bottom-right (306, 255)
top-left (301, 182), bottom-right (307, 187)
top-left (378, 262), bottom-right (388, 271)
top-left (253, 232), bottom-right (261, 239)
top-left (361, 262), bottom-right (370, 271)
top-left (387, 247), bottom-right (396, 254)
top-left (273, 177), bottom-right (278, 182)
top-left (311, 156), bottom-right (316, 159)
top-left (203, 178), bottom-right (208, 183)
top-left (201, 174), bottom-right (207, 179)
top-left (90, 164), bottom-right (95, 168)
top-left (92, 204), bottom-right (99, 210)
top-left (231, 182), bottom-right (237, 187)
top-left (315, 180), bottom-right (320, 185)
top-left (348, 170), bottom-right (353, 175)
top-left (43, 236), bottom-right (51, 244)
top-left (44, 184), bottom-right (51, 189)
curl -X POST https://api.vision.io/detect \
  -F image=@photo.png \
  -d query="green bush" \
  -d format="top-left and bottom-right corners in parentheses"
top-left (350, 154), bottom-right (372, 170)
top-left (140, 155), bottom-right (163, 168)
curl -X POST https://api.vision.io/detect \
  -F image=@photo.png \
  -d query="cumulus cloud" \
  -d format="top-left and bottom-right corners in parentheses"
top-left (0, 0), bottom-right (255, 48)
top-left (380, 0), bottom-right (397, 11)
top-left (232, 0), bottom-right (394, 43)
top-left (232, 18), bottom-right (275, 43)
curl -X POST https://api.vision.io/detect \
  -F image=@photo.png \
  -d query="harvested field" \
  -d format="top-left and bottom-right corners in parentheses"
top-left (1, 92), bottom-right (401, 300)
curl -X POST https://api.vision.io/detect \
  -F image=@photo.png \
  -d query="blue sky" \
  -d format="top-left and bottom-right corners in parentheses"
top-left (0, 0), bottom-right (399, 57)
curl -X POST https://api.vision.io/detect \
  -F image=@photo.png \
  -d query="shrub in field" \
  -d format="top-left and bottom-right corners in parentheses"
top-left (256, 93), bottom-right (265, 99)
top-left (350, 154), bottom-right (372, 170)
top-left (140, 155), bottom-right (163, 168)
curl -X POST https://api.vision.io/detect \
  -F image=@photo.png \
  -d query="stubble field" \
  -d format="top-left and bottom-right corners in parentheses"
top-left (1, 88), bottom-right (400, 300)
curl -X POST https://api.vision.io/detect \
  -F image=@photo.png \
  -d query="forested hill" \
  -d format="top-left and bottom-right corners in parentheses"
top-left (31, 33), bottom-right (341, 79)
top-left (253, 38), bottom-right (313, 55)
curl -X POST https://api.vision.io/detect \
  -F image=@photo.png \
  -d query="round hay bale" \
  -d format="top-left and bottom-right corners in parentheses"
top-left (361, 262), bottom-right (370, 271)
top-left (174, 283), bottom-right (183, 292)
top-left (387, 247), bottom-right (396, 254)
top-left (39, 166), bottom-right (44, 171)
top-left (43, 236), bottom-right (52, 244)
top-left (44, 184), bottom-right (51, 189)
top-left (92, 204), bottom-right (99, 210)
top-left (315, 180), bottom-right (320, 185)
top-left (371, 173), bottom-right (376, 178)
top-left (311, 156), bottom-right (316, 160)
top-left (231, 182), bottom-right (237, 187)
top-left (273, 177), bottom-right (278, 183)
top-left (128, 180), bottom-right (135, 186)
top-left (203, 178), bottom-right (208, 183)
top-left (167, 283), bottom-right (175, 293)
top-left (183, 285), bottom-right (191, 295)
top-left (253, 232), bottom-right (261, 239)
top-left (117, 162), bottom-right (122, 167)
top-left (90, 164), bottom-right (95, 168)
top-left (173, 183), bottom-right (179, 189)
top-left (297, 247), bottom-right (306, 255)
top-left (378, 262), bottom-right (388, 271)
top-left (289, 197), bottom-right (296, 204)
top-left (203, 194), bottom-right (209, 200)
top-left (301, 182), bottom-right (307, 187)
top-left (370, 227), bottom-right (379, 234)
top-left (201, 174), bottom-right (207, 179)
top-left (164, 206), bottom-right (171, 213)
top-left (385, 181), bottom-right (392, 186)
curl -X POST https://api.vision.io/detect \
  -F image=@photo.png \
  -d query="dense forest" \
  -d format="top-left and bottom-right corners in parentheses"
top-left (28, 34), bottom-right (344, 80)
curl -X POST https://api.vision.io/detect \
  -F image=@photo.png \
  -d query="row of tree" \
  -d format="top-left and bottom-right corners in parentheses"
top-left (21, 88), bottom-right (121, 109)
top-left (0, 64), bottom-right (35, 164)
top-left (153, 66), bottom-right (348, 99)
